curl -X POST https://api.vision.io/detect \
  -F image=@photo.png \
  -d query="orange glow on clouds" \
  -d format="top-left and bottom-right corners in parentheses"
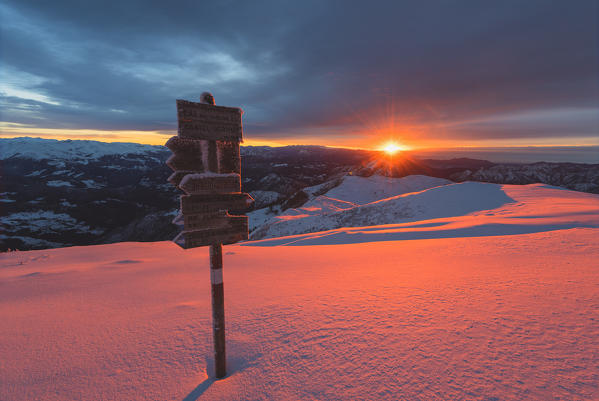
top-left (0, 123), bottom-right (173, 145)
top-left (0, 123), bottom-right (290, 148)
top-left (1, 122), bottom-right (597, 150)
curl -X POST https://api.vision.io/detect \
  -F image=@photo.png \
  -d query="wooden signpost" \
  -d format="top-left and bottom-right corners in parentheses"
top-left (166, 93), bottom-right (253, 379)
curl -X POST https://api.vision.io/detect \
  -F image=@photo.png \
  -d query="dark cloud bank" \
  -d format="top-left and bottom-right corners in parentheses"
top-left (1, 0), bottom-right (597, 144)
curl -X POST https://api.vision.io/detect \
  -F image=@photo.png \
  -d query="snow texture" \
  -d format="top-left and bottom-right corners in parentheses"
top-left (1, 211), bottom-right (103, 235)
top-left (307, 174), bottom-right (451, 205)
top-left (247, 205), bottom-right (281, 231)
top-left (183, 172), bottom-right (240, 180)
top-left (248, 190), bottom-right (282, 209)
top-left (0, 235), bottom-right (63, 248)
top-left (251, 183), bottom-right (599, 245)
top-left (250, 175), bottom-right (451, 238)
top-left (0, 137), bottom-right (162, 160)
top-left (1, 182), bottom-right (599, 400)
top-left (82, 179), bottom-right (106, 189)
top-left (46, 180), bottom-right (73, 187)
top-left (250, 176), bottom-right (482, 240)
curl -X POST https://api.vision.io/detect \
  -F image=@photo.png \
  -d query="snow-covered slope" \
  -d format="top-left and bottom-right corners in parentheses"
top-left (249, 174), bottom-right (451, 235)
top-left (1, 138), bottom-right (367, 250)
top-left (0, 137), bottom-right (163, 160)
top-left (251, 181), bottom-right (599, 242)
top-left (305, 174), bottom-right (451, 205)
top-left (1, 227), bottom-right (598, 400)
top-left (2, 182), bottom-right (599, 400)
top-left (452, 162), bottom-right (599, 194)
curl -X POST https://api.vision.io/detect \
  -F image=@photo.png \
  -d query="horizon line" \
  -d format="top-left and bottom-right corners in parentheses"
top-left (3, 135), bottom-right (599, 153)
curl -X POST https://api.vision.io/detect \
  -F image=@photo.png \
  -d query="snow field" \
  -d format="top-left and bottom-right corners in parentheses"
top-left (250, 175), bottom-right (452, 238)
top-left (252, 181), bottom-right (599, 243)
top-left (2, 176), bottom-right (599, 400)
top-left (1, 227), bottom-right (599, 400)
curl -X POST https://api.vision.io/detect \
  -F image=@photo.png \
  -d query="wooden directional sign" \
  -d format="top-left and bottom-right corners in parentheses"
top-left (177, 99), bottom-right (243, 141)
top-left (217, 141), bottom-right (241, 174)
top-left (179, 173), bottom-right (240, 195)
top-left (167, 94), bottom-right (252, 379)
top-left (166, 153), bottom-right (204, 172)
top-left (174, 225), bottom-right (248, 249)
top-left (168, 96), bottom-right (253, 248)
top-left (168, 171), bottom-right (194, 187)
top-left (171, 211), bottom-right (231, 231)
top-left (180, 193), bottom-right (253, 215)
top-left (165, 137), bottom-right (205, 172)
top-left (165, 136), bottom-right (205, 154)
top-left (183, 211), bottom-right (228, 231)
top-left (174, 215), bottom-right (248, 248)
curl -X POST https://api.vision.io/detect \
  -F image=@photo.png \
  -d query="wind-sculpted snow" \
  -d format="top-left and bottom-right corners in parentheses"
top-left (310, 174), bottom-right (452, 205)
top-left (1, 228), bottom-right (598, 400)
top-left (249, 182), bottom-right (599, 245)
top-left (248, 190), bottom-right (283, 209)
top-left (251, 181), bottom-right (515, 240)
top-left (249, 175), bottom-right (453, 236)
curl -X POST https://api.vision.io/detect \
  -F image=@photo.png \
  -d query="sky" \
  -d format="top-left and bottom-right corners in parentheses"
top-left (0, 0), bottom-right (598, 150)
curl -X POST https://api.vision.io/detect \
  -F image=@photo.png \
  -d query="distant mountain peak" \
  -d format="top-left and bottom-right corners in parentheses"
top-left (0, 137), bottom-right (165, 161)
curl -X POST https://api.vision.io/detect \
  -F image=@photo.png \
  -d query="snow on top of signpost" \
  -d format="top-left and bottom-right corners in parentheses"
top-left (179, 172), bottom-right (240, 186)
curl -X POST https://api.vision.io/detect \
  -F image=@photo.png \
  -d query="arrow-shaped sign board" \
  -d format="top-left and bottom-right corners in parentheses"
top-left (174, 210), bottom-right (243, 232)
top-left (182, 212), bottom-right (228, 231)
top-left (166, 153), bottom-right (204, 172)
top-left (166, 136), bottom-right (206, 154)
top-left (217, 141), bottom-right (241, 174)
top-left (179, 173), bottom-right (241, 195)
top-left (180, 193), bottom-right (253, 215)
top-left (168, 171), bottom-right (193, 187)
top-left (177, 100), bottom-right (243, 141)
top-left (173, 215), bottom-right (248, 248)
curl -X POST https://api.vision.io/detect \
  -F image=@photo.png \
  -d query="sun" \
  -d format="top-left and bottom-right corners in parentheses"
top-left (381, 142), bottom-right (403, 155)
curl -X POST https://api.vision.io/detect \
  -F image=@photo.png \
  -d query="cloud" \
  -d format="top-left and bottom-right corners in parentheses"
top-left (0, 0), bottom-right (597, 146)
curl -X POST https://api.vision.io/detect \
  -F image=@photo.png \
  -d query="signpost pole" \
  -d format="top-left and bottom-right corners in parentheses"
top-left (168, 92), bottom-right (251, 379)
top-left (206, 102), bottom-right (226, 378)
top-left (209, 243), bottom-right (226, 378)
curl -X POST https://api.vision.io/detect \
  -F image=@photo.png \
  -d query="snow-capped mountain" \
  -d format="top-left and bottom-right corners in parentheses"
top-left (2, 137), bottom-right (598, 250)
top-left (451, 162), bottom-right (599, 193)
top-left (250, 181), bottom-right (599, 246)
top-left (305, 174), bottom-right (452, 205)
top-left (0, 137), bottom-right (164, 161)
top-left (1, 138), bottom-right (176, 250)
top-left (252, 177), bottom-right (517, 240)
top-left (249, 175), bottom-right (453, 239)
top-left (0, 138), bottom-right (367, 250)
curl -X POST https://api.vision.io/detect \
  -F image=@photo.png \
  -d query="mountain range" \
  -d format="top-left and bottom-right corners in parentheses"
top-left (1, 137), bottom-right (598, 250)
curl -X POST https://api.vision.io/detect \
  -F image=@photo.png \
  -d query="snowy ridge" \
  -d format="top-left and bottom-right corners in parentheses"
top-left (250, 174), bottom-right (453, 239)
top-left (251, 181), bottom-right (499, 240)
top-left (304, 174), bottom-right (451, 205)
top-left (0, 137), bottom-right (164, 160)
top-left (249, 183), bottom-right (599, 246)
top-left (452, 162), bottom-right (599, 193)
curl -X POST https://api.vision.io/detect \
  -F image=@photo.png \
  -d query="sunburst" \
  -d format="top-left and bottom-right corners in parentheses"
top-left (381, 142), bottom-right (403, 155)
